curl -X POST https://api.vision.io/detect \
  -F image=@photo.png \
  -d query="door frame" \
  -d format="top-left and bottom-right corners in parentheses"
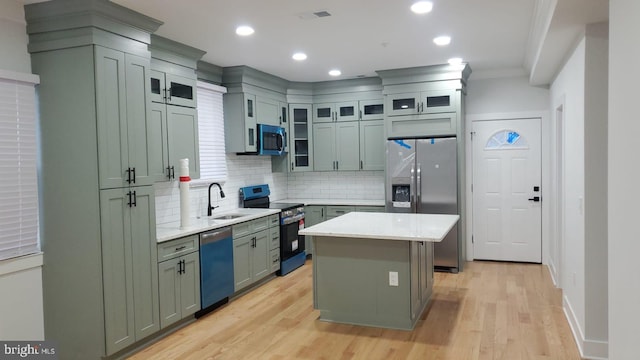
top-left (465, 111), bottom-right (551, 265)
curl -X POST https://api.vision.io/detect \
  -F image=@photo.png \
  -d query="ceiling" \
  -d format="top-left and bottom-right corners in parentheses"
top-left (21, 0), bottom-right (609, 84)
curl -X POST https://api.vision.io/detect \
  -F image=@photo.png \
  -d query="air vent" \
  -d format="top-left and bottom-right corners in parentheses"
top-left (313, 10), bottom-right (331, 18)
top-left (297, 10), bottom-right (332, 20)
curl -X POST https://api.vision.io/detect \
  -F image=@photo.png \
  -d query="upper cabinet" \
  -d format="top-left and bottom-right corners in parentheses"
top-left (289, 104), bottom-right (313, 172)
top-left (150, 70), bottom-right (197, 108)
top-left (313, 101), bottom-right (359, 122)
top-left (223, 92), bottom-right (258, 153)
top-left (359, 99), bottom-right (384, 121)
top-left (148, 35), bottom-right (205, 181)
top-left (386, 89), bottom-right (457, 117)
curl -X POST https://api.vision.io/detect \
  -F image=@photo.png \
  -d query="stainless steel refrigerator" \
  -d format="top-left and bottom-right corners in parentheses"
top-left (385, 137), bottom-right (459, 272)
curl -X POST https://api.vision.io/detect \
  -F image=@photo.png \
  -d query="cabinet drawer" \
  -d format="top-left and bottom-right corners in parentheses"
top-left (158, 235), bottom-right (198, 262)
top-left (252, 216), bottom-right (270, 232)
top-left (269, 226), bottom-right (280, 251)
top-left (268, 214), bottom-right (279, 228)
top-left (232, 221), bottom-right (253, 238)
top-left (355, 206), bottom-right (384, 213)
top-left (270, 249), bottom-right (280, 273)
top-left (325, 206), bottom-right (356, 219)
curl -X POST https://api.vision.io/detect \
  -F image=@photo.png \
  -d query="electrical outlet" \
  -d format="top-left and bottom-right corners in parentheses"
top-left (389, 271), bottom-right (399, 287)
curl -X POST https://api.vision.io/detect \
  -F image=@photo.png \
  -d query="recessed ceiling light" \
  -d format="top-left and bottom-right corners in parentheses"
top-left (448, 57), bottom-right (463, 65)
top-left (236, 25), bottom-right (254, 36)
top-left (433, 36), bottom-right (451, 46)
top-left (328, 69), bottom-right (341, 77)
top-left (292, 52), bottom-right (307, 61)
top-left (411, 1), bottom-right (433, 14)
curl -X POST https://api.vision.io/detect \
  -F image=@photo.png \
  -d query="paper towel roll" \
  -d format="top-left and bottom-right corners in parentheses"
top-left (179, 158), bottom-right (190, 229)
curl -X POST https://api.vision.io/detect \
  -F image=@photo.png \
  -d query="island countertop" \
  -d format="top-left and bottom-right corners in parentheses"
top-left (299, 212), bottom-right (459, 242)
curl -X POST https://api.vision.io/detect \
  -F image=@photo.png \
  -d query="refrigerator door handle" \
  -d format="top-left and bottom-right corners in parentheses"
top-left (410, 163), bottom-right (416, 212)
top-left (416, 163), bottom-right (422, 213)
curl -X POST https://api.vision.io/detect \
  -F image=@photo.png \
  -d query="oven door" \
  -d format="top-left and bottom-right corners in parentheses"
top-left (281, 219), bottom-right (305, 260)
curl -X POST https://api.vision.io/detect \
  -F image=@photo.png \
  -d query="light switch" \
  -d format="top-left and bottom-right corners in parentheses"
top-left (389, 271), bottom-right (399, 287)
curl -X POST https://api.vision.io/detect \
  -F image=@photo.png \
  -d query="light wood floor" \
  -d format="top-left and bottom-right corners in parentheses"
top-left (129, 260), bottom-right (581, 360)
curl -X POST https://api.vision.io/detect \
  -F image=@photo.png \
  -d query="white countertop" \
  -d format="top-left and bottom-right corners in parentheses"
top-left (299, 212), bottom-right (459, 242)
top-left (274, 198), bottom-right (385, 207)
top-left (156, 208), bottom-right (281, 243)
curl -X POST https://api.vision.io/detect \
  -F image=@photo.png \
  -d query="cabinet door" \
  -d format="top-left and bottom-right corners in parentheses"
top-left (244, 93), bottom-right (257, 152)
top-left (129, 186), bottom-right (159, 339)
top-left (336, 121), bottom-right (360, 171)
top-left (148, 102), bottom-right (170, 181)
top-left (256, 97), bottom-right (280, 126)
top-left (410, 241), bottom-right (420, 320)
top-left (312, 123), bottom-right (336, 171)
top-left (313, 103), bottom-right (334, 123)
top-left (359, 99), bottom-right (384, 121)
top-left (290, 104), bottom-right (313, 172)
top-left (386, 92), bottom-right (420, 117)
top-left (180, 252), bottom-right (201, 317)
top-left (124, 54), bottom-right (153, 186)
top-left (149, 69), bottom-right (166, 104)
top-left (166, 73), bottom-right (196, 108)
top-left (100, 188), bottom-right (134, 354)
top-left (233, 235), bottom-right (252, 291)
top-left (158, 258), bottom-right (181, 329)
top-left (167, 105), bottom-right (200, 179)
top-left (252, 229), bottom-right (270, 281)
top-left (421, 89), bottom-right (456, 114)
top-left (95, 46), bottom-right (128, 189)
top-left (359, 120), bottom-right (385, 170)
top-left (335, 101), bottom-right (359, 121)
top-left (303, 206), bottom-right (326, 256)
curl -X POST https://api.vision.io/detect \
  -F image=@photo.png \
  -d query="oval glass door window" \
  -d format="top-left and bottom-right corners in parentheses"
top-left (484, 130), bottom-right (529, 150)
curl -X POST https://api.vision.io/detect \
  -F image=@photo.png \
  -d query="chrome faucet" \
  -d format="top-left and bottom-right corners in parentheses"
top-left (207, 183), bottom-right (225, 216)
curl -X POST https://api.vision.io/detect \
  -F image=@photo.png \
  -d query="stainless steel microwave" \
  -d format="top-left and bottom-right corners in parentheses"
top-left (257, 124), bottom-right (286, 156)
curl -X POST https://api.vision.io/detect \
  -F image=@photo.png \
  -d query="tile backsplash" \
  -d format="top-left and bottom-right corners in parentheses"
top-left (154, 155), bottom-right (384, 225)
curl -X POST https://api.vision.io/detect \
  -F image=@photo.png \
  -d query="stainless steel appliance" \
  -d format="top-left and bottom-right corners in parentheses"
top-left (385, 137), bottom-right (459, 272)
top-left (240, 184), bottom-right (306, 275)
top-left (197, 226), bottom-right (234, 316)
top-left (257, 124), bottom-right (286, 156)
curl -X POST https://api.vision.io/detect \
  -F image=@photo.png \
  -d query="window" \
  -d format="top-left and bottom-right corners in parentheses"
top-left (0, 71), bottom-right (39, 261)
top-left (485, 129), bottom-right (529, 150)
top-left (196, 81), bottom-right (228, 181)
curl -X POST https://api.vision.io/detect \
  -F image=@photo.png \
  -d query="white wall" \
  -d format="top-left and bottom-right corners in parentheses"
top-left (550, 37), bottom-right (587, 354)
top-left (609, 1), bottom-right (640, 359)
top-left (0, 0), bottom-right (44, 341)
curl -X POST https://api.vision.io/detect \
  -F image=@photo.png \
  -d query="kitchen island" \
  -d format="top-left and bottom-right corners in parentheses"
top-left (299, 212), bottom-right (459, 330)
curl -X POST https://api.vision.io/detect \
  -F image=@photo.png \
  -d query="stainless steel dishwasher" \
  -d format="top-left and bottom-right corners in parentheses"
top-left (198, 227), bottom-right (234, 315)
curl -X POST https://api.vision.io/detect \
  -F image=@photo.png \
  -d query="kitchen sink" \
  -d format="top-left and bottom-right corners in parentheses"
top-left (212, 214), bottom-right (246, 220)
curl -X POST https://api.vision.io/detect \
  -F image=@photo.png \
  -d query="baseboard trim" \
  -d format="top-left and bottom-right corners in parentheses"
top-left (563, 295), bottom-right (609, 359)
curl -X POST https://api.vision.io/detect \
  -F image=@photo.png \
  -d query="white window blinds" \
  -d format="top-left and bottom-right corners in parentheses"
top-left (196, 81), bottom-right (228, 181)
top-left (0, 71), bottom-right (40, 261)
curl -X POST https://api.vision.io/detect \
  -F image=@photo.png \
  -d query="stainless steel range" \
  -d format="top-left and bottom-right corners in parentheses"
top-left (241, 184), bottom-right (306, 275)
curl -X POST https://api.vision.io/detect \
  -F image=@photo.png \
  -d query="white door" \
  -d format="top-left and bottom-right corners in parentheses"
top-left (472, 118), bottom-right (541, 262)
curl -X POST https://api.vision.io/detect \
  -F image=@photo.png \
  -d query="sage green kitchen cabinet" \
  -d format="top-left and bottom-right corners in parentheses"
top-left (232, 215), bottom-right (277, 292)
top-left (233, 229), bottom-right (269, 292)
top-left (313, 101), bottom-right (359, 123)
top-left (359, 99), bottom-right (384, 121)
top-left (148, 103), bottom-right (200, 181)
top-left (386, 89), bottom-right (457, 116)
top-left (256, 96), bottom-right (280, 126)
top-left (359, 120), bottom-right (385, 170)
top-left (277, 103), bottom-right (313, 172)
top-left (313, 121), bottom-right (360, 171)
top-left (149, 69), bottom-right (197, 108)
top-left (355, 205), bottom-right (385, 212)
top-left (303, 206), bottom-right (326, 256)
top-left (325, 205), bottom-right (356, 220)
top-left (100, 185), bottom-right (159, 355)
top-left (224, 92), bottom-right (258, 153)
top-left (96, 46), bottom-right (154, 189)
top-left (157, 236), bottom-right (200, 329)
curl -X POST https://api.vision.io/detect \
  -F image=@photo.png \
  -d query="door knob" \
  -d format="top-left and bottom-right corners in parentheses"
top-left (528, 196), bottom-right (541, 202)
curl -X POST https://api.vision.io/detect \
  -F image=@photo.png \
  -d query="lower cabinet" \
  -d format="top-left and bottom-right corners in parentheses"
top-left (232, 215), bottom-right (279, 292)
top-left (157, 235), bottom-right (201, 329)
top-left (410, 241), bottom-right (435, 320)
top-left (100, 185), bottom-right (159, 355)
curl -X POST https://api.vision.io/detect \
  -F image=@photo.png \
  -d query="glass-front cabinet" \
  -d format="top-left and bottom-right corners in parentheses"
top-left (150, 70), bottom-right (197, 108)
top-left (313, 101), bottom-right (359, 122)
top-left (386, 90), bottom-right (456, 117)
top-left (359, 99), bottom-right (384, 121)
top-left (290, 104), bottom-right (313, 171)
